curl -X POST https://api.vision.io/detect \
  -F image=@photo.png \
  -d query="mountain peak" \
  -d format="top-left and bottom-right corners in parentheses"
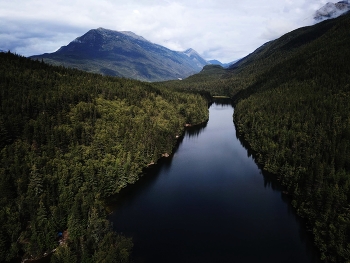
top-left (314, 1), bottom-right (350, 21)
top-left (84, 28), bottom-right (150, 42)
top-left (96, 27), bottom-right (109, 32)
top-left (182, 48), bottom-right (208, 68)
top-left (31, 28), bottom-right (207, 81)
top-left (183, 48), bottom-right (199, 56)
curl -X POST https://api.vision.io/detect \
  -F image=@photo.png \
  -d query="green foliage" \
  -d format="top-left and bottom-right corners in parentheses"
top-left (6, 12), bottom-right (350, 262)
top-left (162, 13), bottom-right (350, 262)
top-left (0, 52), bottom-right (208, 262)
top-left (232, 14), bottom-right (350, 262)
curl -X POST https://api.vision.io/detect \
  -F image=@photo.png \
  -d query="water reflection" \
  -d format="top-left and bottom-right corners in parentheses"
top-left (186, 121), bottom-right (208, 138)
top-left (236, 137), bottom-right (321, 262)
top-left (233, 113), bottom-right (320, 261)
top-left (106, 152), bottom-right (175, 212)
top-left (212, 97), bottom-right (233, 106)
top-left (109, 101), bottom-right (320, 263)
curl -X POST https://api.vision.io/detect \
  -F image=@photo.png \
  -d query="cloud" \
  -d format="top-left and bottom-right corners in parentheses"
top-left (0, 17), bottom-right (85, 55)
top-left (0, 0), bottom-right (330, 62)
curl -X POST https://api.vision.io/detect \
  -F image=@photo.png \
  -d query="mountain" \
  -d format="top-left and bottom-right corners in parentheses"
top-left (183, 48), bottom-right (208, 68)
top-left (181, 64), bottom-right (227, 83)
top-left (30, 28), bottom-right (207, 82)
top-left (314, 0), bottom-right (350, 21)
top-left (208, 59), bottom-right (239, 68)
top-left (207, 59), bottom-right (222, 65)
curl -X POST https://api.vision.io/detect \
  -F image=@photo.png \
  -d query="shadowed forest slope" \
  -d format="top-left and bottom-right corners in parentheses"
top-left (160, 13), bottom-right (350, 262)
top-left (0, 52), bottom-right (208, 262)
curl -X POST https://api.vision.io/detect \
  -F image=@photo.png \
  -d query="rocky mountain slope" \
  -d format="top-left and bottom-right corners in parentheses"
top-left (31, 28), bottom-right (208, 82)
top-left (314, 0), bottom-right (350, 21)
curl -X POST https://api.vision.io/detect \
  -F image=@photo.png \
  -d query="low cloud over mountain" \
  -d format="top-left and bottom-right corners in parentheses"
top-left (314, 1), bottom-right (350, 21)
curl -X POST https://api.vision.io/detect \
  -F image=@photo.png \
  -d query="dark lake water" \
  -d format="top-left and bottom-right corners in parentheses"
top-left (109, 101), bottom-right (320, 263)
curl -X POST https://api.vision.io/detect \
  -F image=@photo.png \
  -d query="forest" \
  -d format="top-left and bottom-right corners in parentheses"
top-left (2, 11), bottom-right (350, 263)
top-left (0, 52), bottom-right (209, 262)
top-left (160, 13), bottom-right (350, 262)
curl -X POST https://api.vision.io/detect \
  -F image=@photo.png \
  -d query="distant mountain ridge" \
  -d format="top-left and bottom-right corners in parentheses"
top-left (208, 59), bottom-right (239, 68)
top-left (183, 48), bottom-right (208, 68)
top-left (31, 28), bottom-right (208, 82)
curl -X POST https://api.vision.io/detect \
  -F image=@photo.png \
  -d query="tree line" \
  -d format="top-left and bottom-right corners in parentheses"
top-left (0, 52), bottom-right (209, 262)
top-left (162, 13), bottom-right (350, 262)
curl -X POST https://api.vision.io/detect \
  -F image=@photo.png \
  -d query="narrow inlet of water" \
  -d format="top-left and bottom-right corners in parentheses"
top-left (109, 101), bottom-right (320, 263)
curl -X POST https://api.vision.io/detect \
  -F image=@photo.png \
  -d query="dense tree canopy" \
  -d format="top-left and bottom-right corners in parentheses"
top-left (2, 12), bottom-right (350, 263)
top-left (0, 52), bottom-right (208, 262)
top-left (162, 13), bottom-right (350, 262)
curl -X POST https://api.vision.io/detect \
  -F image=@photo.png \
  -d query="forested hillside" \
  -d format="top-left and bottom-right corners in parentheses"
top-left (161, 13), bottom-right (350, 262)
top-left (0, 52), bottom-right (208, 262)
top-left (2, 10), bottom-right (350, 262)
top-left (232, 14), bottom-right (350, 262)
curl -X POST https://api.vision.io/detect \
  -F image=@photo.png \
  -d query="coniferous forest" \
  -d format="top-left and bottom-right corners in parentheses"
top-left (2, 11), bottom-right (350, 263)
top-left (0, 52), bottom-right (208, 262)
top-left (160, 13), bottom-right (350, 262)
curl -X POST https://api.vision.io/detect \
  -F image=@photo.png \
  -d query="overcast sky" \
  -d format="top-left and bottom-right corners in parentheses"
top-left (0, 0), bottom-right (330, 62)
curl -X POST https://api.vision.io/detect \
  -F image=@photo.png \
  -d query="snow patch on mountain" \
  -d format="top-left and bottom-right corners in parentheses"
top-left (314, 1), bottom-right (350, 21)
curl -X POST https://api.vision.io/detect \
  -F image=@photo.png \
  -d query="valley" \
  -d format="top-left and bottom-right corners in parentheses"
top-left (160, 12), bottom-right (350, 262)
top-left (1, 8), bottom-right (350, 263)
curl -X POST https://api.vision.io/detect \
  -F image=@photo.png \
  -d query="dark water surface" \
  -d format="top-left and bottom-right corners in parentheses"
top-left (109, 102), bottom-right (320, 263)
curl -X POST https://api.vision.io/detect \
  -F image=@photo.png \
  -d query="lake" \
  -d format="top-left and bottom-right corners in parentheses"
top-left (109, 100), bottom-right (320, 263)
